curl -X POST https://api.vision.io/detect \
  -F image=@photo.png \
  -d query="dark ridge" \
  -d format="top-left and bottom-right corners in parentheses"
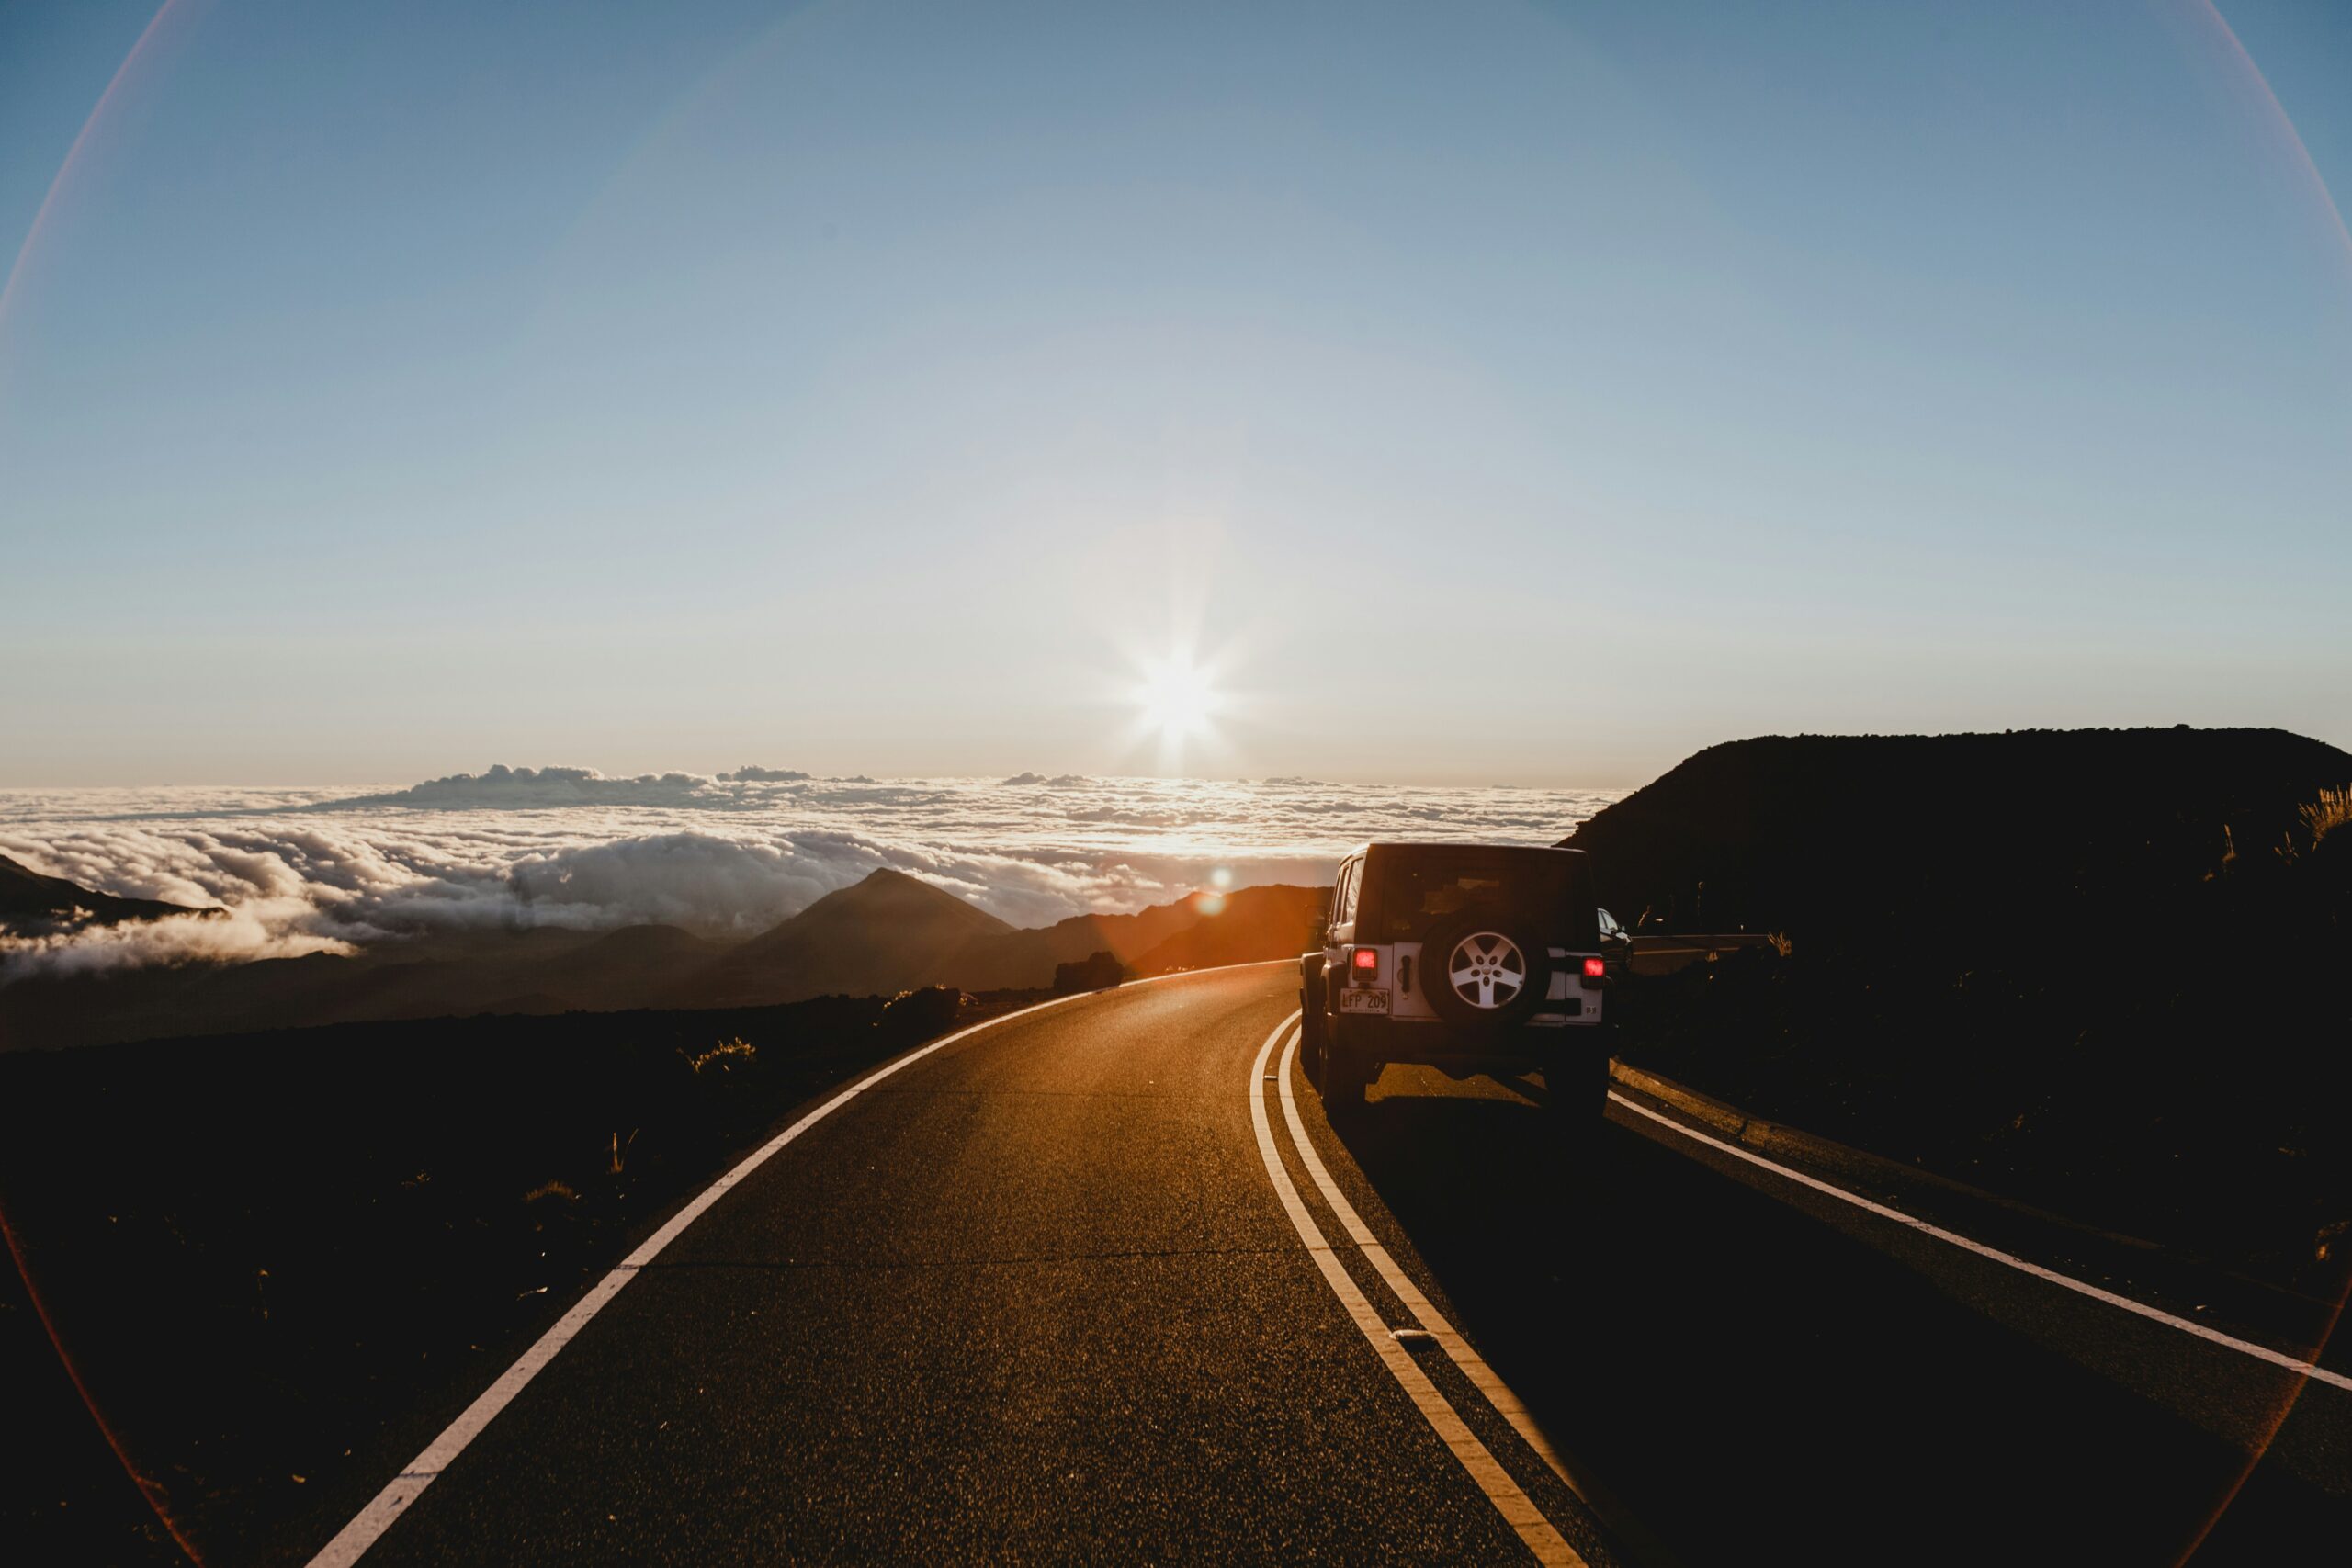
top-left (695, 868), bottom-right (1016, 1006)
top-left (1124, 885), bottom-right (1327, 976)
top-left (1583, 726), bottom-right (2352, 1296)
top-left (0, 852), bottom-right (220, 937)
top-left (695, 876), bottom-right (1333, 1008)
top-left (0, 987), bottom-right (1042, 1565)
top-left (1561, 726), bottom-right (2352, 942)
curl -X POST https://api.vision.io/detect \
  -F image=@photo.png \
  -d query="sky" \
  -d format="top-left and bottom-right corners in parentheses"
top-left (3, 0), bottom-right (2348, 789)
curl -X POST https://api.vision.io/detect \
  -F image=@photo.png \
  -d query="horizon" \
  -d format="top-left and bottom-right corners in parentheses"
top-left (3, 715), bottom-right (2344, 795)
top-left (7, 721), bottom-right (2342, 988)
top-left (0, 768), bottom-right (1624, 979)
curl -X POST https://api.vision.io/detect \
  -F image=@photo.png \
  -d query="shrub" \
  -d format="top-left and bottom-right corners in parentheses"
top-left (2301, 786), bottom-right (2352, 850)
top-left (1053, 951), bottom-right (1125, 994)
top-left (876, 986), bottom-right (966, 1043)
top-left (682, 1037), bottom-right (758, 1075)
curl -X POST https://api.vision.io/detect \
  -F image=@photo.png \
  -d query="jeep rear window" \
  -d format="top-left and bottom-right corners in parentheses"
top-left (1361, 849), bottom-right (1595, 945)
top-left (1332, 859), bottom-right (1362, 925)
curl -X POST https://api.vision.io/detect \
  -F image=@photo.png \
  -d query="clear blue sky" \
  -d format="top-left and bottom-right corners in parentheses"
top-left (4, 0), bottom-right (2347, 786)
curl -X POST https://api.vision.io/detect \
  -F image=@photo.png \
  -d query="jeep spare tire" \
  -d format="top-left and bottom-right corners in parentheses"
top-left (1420, 915), bottom-right (1552, 1030)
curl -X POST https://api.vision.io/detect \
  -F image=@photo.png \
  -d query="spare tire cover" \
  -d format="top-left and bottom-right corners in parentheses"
top-left (1420, 913), bottom-right (1553, 1030)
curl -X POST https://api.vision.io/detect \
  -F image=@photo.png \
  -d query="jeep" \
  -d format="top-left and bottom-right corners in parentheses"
top-left (1298, 842), bottom-right (1612, 1134)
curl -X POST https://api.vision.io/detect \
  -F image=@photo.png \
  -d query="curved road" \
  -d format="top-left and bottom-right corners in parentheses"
top-left (318, 964), bottom-right (1615, 1564)
top-left (306, 963), bottom-right (2346, 1565)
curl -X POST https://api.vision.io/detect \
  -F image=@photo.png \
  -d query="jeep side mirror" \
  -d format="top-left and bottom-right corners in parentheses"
top-left (1309, 917), bottom-right (1328, 946)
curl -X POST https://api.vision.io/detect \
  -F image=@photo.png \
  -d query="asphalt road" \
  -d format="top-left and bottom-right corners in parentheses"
top-left (307, 962), bottom-right (2346, 1565)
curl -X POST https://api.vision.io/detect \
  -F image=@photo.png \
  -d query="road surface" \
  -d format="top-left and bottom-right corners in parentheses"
top-left (305, 962), bottom-right (2346, 1565)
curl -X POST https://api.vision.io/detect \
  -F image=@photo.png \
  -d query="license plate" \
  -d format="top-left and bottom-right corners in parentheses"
top-left (1340, 988), bottom-right (1391, 1014)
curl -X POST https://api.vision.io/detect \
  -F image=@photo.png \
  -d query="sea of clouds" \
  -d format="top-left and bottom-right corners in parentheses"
top-left (0, 767), bottom-right (1618, 977)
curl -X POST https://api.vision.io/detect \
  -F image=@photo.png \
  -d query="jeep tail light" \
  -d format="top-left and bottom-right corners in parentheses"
top-left (1351, 947), bottom-right (1380, 979)
top-left (1582, 956), bottom-right (1605, 978)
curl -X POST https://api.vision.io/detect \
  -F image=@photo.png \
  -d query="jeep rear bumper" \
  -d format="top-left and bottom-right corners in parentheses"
top-left (1331, 1014), bottom-right (1610, 1078)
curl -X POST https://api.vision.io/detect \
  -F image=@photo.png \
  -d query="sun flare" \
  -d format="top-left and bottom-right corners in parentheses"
top-left (1136, 658), bottom-right (1221, 744)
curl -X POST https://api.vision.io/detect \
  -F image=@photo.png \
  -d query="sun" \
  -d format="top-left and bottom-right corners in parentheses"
top-left (1136, 657), bottom-right (1220, 744)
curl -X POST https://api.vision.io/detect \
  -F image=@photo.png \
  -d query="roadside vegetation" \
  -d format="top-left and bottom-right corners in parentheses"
top-left (0, 984), bottom-right (1023, 1565)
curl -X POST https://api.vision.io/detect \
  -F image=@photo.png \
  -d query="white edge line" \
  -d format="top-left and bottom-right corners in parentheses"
top-left (308, 960), bottom-right (1293, 1568)
top-left (1272, 1028), bottom-right (1590, 1499)
top-left (1607, 1089), bottom-right (2352, 1394)
top-left (1248, 1014), bottom-right (1585, 1567)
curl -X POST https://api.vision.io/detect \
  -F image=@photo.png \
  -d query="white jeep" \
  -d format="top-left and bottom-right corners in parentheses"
top-left (1298, 842), bottom-right (1616, 1134)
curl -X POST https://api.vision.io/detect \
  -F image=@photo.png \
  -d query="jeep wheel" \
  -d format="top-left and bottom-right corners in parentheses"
top-left (1420, 913), bottom-right (1554, 1031)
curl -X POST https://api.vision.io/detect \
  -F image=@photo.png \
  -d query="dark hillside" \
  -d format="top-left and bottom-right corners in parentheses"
top-left (943, 897), bottom-right (1217, 988)
top-left (1127, 886), bottom-right (1326, 975)
top-left (1578, 728), bottom-right (2352, 1292)
top-left (3, 869), bottom-right (1333, 1049)
top-left (692, 868), bottom-right (1014, 1005)
top-left (690, 874), bottom-right (1332, 1005)
top-left (1564, 727), bottom-right (2352, 942)
top-left (0, 927), bottom-right (707, 1051)
top-left (949, 885), bottom-right (1326, 989)
top-left (0, 852), bottom-right (218, 936)
top-left (0, 988), bottom-right (1037, 1564)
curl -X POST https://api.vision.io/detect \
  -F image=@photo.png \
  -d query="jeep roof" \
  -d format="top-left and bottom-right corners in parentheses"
top-left (1339, 841), bottom-right (1598, 948)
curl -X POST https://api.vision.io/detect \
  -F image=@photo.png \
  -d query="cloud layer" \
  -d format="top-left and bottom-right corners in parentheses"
top-left (1, 768), bottom-right (1617, 977)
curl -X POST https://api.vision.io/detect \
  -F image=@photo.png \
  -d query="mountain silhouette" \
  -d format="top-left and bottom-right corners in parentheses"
top-left (1121, 886), bottom-right (1327, 976)
top-left (693, 876), bottom-right (1329, 1006)
top-left (695, 868), bottom-right (1015, 1005)
top-left (1, 865), bottom-right (1329, 1050)
top-left (0, 852), bottom-right (219, 937)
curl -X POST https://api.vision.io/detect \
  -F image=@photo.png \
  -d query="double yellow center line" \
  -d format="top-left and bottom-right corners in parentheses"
top-left (1246, 1012), bottom-right (1590, 1566)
